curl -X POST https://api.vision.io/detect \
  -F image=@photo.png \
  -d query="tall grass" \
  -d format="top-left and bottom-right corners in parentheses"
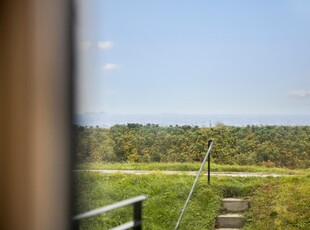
top-left (244, 175), bottom-right (310, 229)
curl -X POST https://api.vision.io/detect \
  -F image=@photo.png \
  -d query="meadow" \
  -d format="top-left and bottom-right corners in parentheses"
top-left (74, 172), bottom-right (310, 229)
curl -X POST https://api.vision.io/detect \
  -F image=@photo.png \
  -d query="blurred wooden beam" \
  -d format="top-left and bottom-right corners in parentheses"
top-left (0, 0), bottom-right (73, 229)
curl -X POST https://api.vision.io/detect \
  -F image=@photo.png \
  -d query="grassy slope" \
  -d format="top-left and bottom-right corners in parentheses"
top-left (74, 172), bottom-right (221, 229)
top-left (75, 172), bottom-right (310, 229)
top-left (244, 175), bottom-right (310, 230)
top-left (74, 172), bottom-right (267, 230)
top-left (75, 162), bottom-right (309, 175)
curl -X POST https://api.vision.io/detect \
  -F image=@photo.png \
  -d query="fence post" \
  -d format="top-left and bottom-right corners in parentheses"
top-left (133, 201), bottom-right (142, 230)
top-left (72, 220), bottom-right (79, 230)
top-left (207, 140), bottom-right (213, 185)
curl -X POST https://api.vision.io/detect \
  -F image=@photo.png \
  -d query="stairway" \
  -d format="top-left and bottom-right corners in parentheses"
top-left (215, 198), bottom-right (249, 230)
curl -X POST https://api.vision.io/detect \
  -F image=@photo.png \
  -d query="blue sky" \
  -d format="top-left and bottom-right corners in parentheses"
top-left (76, 0), bottom-right (310, 115)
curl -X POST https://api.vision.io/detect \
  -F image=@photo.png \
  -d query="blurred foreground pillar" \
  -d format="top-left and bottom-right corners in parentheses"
top-left (0, 0), bottom-right (73, 229)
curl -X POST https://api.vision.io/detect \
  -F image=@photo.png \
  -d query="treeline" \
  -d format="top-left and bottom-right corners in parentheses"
top-left (74, 124), bottom-right (310, 169)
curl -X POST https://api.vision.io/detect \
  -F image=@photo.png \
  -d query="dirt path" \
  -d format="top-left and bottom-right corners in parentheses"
top-left (75, 169), bottom-right (289, 177)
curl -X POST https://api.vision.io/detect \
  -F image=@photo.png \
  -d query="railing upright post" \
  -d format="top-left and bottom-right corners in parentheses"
top-left (72, 220), bottom-right (79, 230)
top-left (133, 201), bottom-right (142, 230)
top-left (207, 140), bottom-right (213, 185)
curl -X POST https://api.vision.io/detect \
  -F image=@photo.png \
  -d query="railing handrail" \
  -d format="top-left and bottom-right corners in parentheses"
top-left (73, 195), bottom-right (147, 230)
top-left (174, 140), bottom-right (214, 230)
top-left (73, 195), bottom-right (146, 220)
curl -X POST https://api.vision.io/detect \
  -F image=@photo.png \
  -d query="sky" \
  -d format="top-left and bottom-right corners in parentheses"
top-left (76, 0), bottom-right (310, 115)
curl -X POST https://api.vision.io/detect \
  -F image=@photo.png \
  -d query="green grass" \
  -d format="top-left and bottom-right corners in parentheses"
top-left (74, 172), bottom-right (221, 229)
top-left (75, 162), bottom-right (308, 175)
top-left (74, 172), bottom-right (266, 230)
top-left (74, 171), bottom-right (310, 229)
top-left (244, 175), bottom-right (310, 230)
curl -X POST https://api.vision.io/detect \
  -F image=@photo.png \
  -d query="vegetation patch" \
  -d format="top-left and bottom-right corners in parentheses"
top-left (244, 176), bottom-right (310, 229)
top-left (75, 124), bottom-right (310, 169)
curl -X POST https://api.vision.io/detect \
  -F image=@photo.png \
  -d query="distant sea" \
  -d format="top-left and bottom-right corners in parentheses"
top-left (75, 114), bottom-right (310, 127)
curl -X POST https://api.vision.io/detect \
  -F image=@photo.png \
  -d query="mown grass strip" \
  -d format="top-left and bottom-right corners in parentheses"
top-left (75, 162), bottom-right (308, 175)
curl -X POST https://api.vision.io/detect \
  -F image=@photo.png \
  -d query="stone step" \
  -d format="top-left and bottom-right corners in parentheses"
top-left (222, 198), bottom-right (249, 212)
top-left (216, 213), bottom-right (246, 228)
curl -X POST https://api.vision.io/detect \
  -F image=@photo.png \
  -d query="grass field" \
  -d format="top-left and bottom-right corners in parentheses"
top-left (74, 171), bottom-right (310, 229)
top-left (244, 175), bottom-right (310, 229)
top-left (74, 172), bottom-right (269, 229)
top-left (75, 162), bottom-right (309, 175)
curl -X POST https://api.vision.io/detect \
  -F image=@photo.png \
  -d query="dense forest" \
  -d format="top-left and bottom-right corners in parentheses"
top-left (75, 124), bottom-right (310, 169)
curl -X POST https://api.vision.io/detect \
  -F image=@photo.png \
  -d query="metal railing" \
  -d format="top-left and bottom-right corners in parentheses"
top-left (73, 195), bottom-right (147, 230)
top-left (174, 140), bottom-right (214, 230)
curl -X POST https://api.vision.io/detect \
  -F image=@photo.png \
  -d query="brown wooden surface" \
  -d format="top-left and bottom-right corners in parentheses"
top-left (0, 0), bottom-right (73, 229)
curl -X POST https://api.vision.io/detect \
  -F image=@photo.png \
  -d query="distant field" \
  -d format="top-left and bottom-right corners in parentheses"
top-left (74, 172), bottom-right (310, 229)
top-left (75, 162), bottom-right (309, 175)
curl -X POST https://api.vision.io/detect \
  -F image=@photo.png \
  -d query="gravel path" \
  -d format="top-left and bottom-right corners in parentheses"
top-left (75, 169), bottom-right (289, 177)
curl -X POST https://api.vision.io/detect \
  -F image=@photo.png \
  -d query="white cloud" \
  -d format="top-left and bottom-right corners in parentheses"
top-left (98, 41), bottom-right (114, 50)
top-left (290, 90), bottom-right (310, 98)
top-left (103, 63), bottom-right (120, 71)
top-left (79, 41), bottom-right (92, 51)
